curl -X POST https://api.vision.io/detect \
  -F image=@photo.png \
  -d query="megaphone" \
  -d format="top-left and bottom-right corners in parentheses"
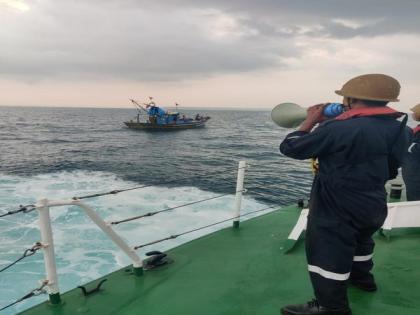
top-left (271, 103), bottom-right (344, 128)
top-left (271, 103), bottom-right (307, 128)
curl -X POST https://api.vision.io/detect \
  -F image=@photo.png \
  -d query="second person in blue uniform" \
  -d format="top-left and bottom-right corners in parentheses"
top-left (402, 103), bottom-right (420, 201)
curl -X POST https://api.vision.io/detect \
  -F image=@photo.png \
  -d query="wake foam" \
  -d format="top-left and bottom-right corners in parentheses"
top-left (0, 170), bottom-right (272, 314)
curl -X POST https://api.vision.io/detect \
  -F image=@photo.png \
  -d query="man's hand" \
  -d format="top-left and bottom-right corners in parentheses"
top-left (298, 103), bottom-right (326, 132)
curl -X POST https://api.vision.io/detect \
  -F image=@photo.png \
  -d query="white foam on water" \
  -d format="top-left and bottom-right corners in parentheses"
top-left (0, 171), bottom-right (273, 314)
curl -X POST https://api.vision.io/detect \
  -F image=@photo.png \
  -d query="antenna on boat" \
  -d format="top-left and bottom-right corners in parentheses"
top-left (148, 96), bottom-right (156, 107)
top-left (175, 102), bottom-right (179, 112)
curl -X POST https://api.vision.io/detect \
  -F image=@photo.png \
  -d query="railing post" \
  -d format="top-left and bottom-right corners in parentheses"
top-left (389, 183), bottom-right (403, 201)
top-left (37, 198), bottom-right (61, 305)
top-left (74, 201), bottom-right (144, 276)
top-left (233, 161), bottom-right (246, 228)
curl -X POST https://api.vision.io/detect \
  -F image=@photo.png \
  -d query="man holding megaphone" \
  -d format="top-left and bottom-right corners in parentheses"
top-left (278, 74), bottom-right (411, 315)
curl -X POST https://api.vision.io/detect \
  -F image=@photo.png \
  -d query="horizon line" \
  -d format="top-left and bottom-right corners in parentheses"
top-left (0, 104), bottom-right (273, 111)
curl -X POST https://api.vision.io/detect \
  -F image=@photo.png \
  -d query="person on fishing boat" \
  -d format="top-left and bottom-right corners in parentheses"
top-left (402, 103), bottom-right (420, 201)
top-left (279, 74), bottom-right (411, 315)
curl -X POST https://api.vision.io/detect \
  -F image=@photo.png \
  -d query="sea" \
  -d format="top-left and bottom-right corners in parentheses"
top-left (0, 106), bottom-right (413, 314)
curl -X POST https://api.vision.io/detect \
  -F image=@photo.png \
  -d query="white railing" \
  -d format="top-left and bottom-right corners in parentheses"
top-left (233, 160), bottom-right (246, 228)
top-left (36, 199), bottom-right (60, 301)
top-left (35, 198), bottom-right (144, 304)
top-left (31, 161), bottom-right (247, 305)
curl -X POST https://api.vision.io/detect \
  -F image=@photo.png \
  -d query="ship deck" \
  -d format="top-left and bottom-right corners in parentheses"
top-left (21, 205), bottom-right (420, 315)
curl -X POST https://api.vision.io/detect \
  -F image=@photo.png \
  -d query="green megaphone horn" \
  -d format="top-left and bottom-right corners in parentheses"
top-left (271, 102), bottom-right (307, 128)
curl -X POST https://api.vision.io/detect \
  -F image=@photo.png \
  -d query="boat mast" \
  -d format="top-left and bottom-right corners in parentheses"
top-left (130, 99), bottom-right (148, 113)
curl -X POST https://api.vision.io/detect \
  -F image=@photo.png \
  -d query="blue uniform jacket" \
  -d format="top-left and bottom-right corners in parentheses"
top-left (402, 126), bottom-right (420, 178)
top-left (402, 126), bottom-right (420, 200)
top-left (280, 115), bottom-right (411, 226)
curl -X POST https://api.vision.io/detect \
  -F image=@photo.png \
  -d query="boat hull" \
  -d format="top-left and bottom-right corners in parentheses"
top-left (124, 121), bottom-right (207, 131)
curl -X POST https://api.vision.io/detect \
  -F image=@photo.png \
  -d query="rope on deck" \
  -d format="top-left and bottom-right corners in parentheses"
top-left (0, 242), bottom-right (43, 273)
top-left (133, 204), bottom-right (279, 250)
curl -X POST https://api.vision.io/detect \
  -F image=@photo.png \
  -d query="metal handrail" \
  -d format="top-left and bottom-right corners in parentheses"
top-left (26, 160), bottom-right (247, 306)
top-left (34, 198), bottom-right (144, 305)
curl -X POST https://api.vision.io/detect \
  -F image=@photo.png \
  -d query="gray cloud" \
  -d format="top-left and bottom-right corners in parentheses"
top-left (1, 0), bottom-right (419, 82)
top-left (158, 0), bottom-right (420, 39)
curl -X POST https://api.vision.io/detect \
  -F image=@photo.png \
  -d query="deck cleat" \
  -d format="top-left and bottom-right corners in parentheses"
top-left (143, 251), bottom-right (173, 270)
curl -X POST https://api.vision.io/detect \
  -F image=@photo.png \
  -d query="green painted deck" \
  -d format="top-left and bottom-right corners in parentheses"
top-left (21, 206), bottom-right (420, 315)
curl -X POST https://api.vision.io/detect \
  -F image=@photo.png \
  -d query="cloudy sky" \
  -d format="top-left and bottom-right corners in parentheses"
top-left (1, 0), bottom-right (420, 110)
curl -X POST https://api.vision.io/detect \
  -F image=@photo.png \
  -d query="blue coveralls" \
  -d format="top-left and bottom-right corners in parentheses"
top-left (402, 126), bottom-right (420, 201)
top-left (280, 113), bottom-right (410, 309)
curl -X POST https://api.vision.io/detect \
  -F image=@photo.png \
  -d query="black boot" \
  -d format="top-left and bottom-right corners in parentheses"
top-left (350, 278), bottom-right (377, 292)
top-left (281, 299), bottom-right (352, 315)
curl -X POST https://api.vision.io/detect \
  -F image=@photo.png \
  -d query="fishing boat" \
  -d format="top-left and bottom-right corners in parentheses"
top-left (124, 98), bottom-right (210, 131)
top-left (2, 161), bottom-right (420, 315)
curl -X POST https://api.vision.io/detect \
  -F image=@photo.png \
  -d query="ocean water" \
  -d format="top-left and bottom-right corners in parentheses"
top-left (0, 106), bottom-right (313, 313)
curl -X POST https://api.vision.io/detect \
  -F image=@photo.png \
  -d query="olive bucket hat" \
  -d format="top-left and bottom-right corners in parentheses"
top-left (335, 74), bottom-right (400, 102)
top-left (411, 103), bottom-right (420, 116)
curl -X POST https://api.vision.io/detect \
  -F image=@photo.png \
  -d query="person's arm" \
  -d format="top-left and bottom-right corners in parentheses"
top-left (298, 103), bottom-right (326, 132)
top-left (280, 124), bottom-right (333, 160)
top-left (279, 104), bottom-right (334, 160)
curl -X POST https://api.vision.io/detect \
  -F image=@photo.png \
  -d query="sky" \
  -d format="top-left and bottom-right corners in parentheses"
top-left (1, 0), bottom-right (420, 110)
